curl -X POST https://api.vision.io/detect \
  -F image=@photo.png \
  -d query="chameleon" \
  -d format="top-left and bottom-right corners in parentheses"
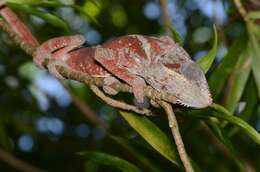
top-left (0, 1), bottom-right (212, 108)
top-left (33, 34), bottom-right (212, 108)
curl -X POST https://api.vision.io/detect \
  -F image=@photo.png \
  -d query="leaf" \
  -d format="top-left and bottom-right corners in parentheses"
top-left (210, 103), bottom-right (260, 145)
top-left (84, 160), bottom-right (99, 172)
top-left (247, 11), bottom-right (260, 19)
top-left (10, 4), bottom-right (70, 32)
top-left (110, 135), bottom-right (163, 172)
top-left (204, 120), bottom-right (244, 171)
top-left (80, 151), bottom-right (142, 172)
top-left (223, 49), bottom-right (251, 113)
top-left (197, 25), bottom-right (218, 74)
top-left (8, 0), bottom-right (100, 25)
top-left (209, 38), bottom-right (246, 98)
top-left (7, 0), bottom-right (43, 5)
top-left (119, 111), bottom-right (181, 167)
top-left (228, 75), bottom-right (259, 137)
top-left (170, 26), bottom-right (183, 45)
top-left (247, 23), bottom-right (260, 98)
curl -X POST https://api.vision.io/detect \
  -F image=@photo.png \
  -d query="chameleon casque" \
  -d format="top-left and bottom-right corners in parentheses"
top-left (0, 1), bottom-right (212, 109)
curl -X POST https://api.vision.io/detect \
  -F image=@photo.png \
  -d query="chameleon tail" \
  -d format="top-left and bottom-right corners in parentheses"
top-left (0, 2), bottom-right (39, 48)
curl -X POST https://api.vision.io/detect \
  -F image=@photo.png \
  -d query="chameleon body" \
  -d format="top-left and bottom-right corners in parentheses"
top-left (0, 1), bottom-right (212, 108)
top-left (34, 35), bottom-right (212, 108)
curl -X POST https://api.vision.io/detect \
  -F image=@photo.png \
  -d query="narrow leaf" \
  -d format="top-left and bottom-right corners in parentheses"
top-left (209, 38), bottom-right (246, 98)
top-left (223, 50), bottom-right (251, 113)
top-left (7, 0), bottom-right (42, 5)
top-left (247, 23), bottom-right (260, 98)
top-left (10, 4), bottom-right (70, 32)
top-left (170, 26), bottom-right (183, 45)
top-left (80, 151), bottom-right (142, 172)
top-left (228, 75), bottom-right (259, 137)
top-left (119, 111), bottom-right (181, 167)
top-left (110, 135), bottom-right (163, 172)
top-left (210, 103), bottom-right (260, 145)
top-left (197, 25), bottom-right (218, 74)
top-left (247, 11), bottom-right (260, 19)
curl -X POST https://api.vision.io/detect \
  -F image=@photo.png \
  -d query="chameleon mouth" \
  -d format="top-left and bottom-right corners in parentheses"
top-left (175, 88), bottom-right (212, 108)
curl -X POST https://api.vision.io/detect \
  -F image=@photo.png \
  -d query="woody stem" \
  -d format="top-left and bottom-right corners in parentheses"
top-left (159, 101), bottom-right (194, 172)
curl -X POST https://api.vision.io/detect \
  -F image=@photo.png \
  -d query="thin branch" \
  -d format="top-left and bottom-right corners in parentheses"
top-left (89, 85), bottom-right (153, 116)
top-left (159, 0), bottom-right (172, 35)
top-left (159, 101), bottom-right (194, 172)
top-left (0, 17), bottom-right (108, 129)
top-left (0, 148), bottom-right (45, 172)
top-left (234, 0), bottom-right (249, 21)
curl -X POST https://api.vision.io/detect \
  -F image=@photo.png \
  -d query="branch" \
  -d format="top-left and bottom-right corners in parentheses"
top-left (0, 17), bottom-right (108, 129)
top-left (234, 0), bottom-right (249, 21)
top-left (159, 101), bottom-right (194, 172)
top-left (0, 148), bottom-right (45, 172)
top-left (159, 0), bottom-right (172, 35)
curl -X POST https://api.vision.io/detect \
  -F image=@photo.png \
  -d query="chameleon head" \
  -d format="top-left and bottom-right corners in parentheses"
top-left (160, 62), bottom-right (212, 108)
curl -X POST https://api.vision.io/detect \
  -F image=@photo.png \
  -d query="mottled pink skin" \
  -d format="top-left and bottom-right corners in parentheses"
top-left (0, 2), bottom-right (39, 48)
top-left (95, 35), bottom-right (212, 107)
top-left (0, 1), bottom-right (212, 107)
top-left (32, 34), bottom-right (212, 107)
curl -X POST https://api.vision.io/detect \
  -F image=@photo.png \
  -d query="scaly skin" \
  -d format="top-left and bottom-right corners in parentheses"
top-left (0, 1), bottom-right (212, 108)
top-left (95, 35), bottom-right (212, 107)
top-left (0, 0), bottom-right (39, 48)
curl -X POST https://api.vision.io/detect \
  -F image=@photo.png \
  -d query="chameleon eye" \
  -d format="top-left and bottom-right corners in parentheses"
top-left (180, 62), bottom-right (204, 81)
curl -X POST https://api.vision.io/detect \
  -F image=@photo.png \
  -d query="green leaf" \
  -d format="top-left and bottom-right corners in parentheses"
top-left (8, 0), bottom-right (100, 25)
top-left (210, 103), bottom-right (260, 145)
top-left (197, 25), bottom-right (218, 74)
top-left (247, 11), bottom-right (260, 19)
top-left (7, 0), bottom-right (43, 5)
top-left (223, 50), bottom-right (251, 113)
top-left (252, 24), bottom-right (260, 37)
top-left (84, 160), bottom-right (99, 172)
top-left (110, 135), bottom-right (163, 172)
top-left (170, 26), bottom-right (183, 45)
top-left (119, 111), bottom-right (181, 167)
top-left (247, 23), bottom-right (260, 98)
top-left (209, 38), bottom-right (246, 98)
top-left (204, 120), bottom-right (244, 171)
top-left (10, 4), bottom-right (70, 32)
top-left (80, 151), bottom-right (142, 172)
top-left (228, 75), bottom-right (259, 137)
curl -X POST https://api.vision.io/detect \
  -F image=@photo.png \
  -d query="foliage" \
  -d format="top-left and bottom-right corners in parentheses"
top-left (0, 0), bottom-right (259, 172)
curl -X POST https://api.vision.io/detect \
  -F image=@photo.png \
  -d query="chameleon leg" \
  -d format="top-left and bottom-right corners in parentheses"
top-left (89, 85), bottom-right (153, 116)
top-left (33, 35), bottom-right (85, 68)
top-left (102, 76), bottom-right (119, 95)
top-left (33, 35), bottom-right (85, 79)
top-left (0, 3), bottom-right (39, 48)
top-left (95, 47), bottom-right (146, 103)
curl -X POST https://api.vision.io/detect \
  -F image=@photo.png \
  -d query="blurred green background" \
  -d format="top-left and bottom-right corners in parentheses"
top-left (0, 0), bottom-right (259, 171)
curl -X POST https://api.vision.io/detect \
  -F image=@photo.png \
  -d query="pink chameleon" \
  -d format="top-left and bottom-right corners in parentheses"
top-left (0, 1), bottom-right (212, 108)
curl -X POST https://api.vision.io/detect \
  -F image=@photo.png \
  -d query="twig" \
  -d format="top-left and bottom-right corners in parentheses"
top-left (0, 17), bottom-right (108, 129)
top-left (159, 101), bottom-right (194, 172)
top-left (234, 0), bottom-right (249, 21)
top-left (89, 85), bottom-right (153, 116)
top-left (0, 148), bottom-right (45, 172)
top-left (159, 0), bottom-right (172, 35)
top-left (56, 65), bottom-right (177, 103)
